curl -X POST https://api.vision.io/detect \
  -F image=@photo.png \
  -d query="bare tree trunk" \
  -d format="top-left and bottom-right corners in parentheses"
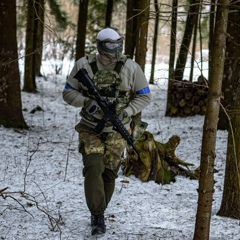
top-left (217, 2), bottom-right (240, 219)
top-left (209, 0), bottom-right (216, 76)
top-left (0, 0), bottom-right (27, 128)
top-left (22, 0), bottom-right (37, 92)
top-left (149, 0), bottom-right (159, 84)
top-left (166, 0), bottom-right (178, 117)
top-left (193, 1), bottom-right (229, 239)
top-left (168, 0), bottom-right (177, 82)
top-left (75, 0), bottom-right (89, 61)
top-left (105, 0), bottom-right (113, 27)
top-left (174, 0), bottom-right (200, 81)
top-left (189, 9), bottom-right (199, 82)
top-left (35, 0), bottom-right (45, 76)
top-left (217, 79), bottom-right (240, 219)
top-left (198, 3), bottom-right (203, 73)
top-left (218, 2), bottom-right (239, 130)
top-left (135, 0), bottom-right (150, 71)
top-left (125, 0), bottom-right (139, 58)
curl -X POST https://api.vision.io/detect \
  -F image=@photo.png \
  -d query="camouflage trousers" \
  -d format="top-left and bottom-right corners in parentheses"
top-left (76, 122), bottom-right (127, 214)
top-left (76, 122), bottom-right (127, 170)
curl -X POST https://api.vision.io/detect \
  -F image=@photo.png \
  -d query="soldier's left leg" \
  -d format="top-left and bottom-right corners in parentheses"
top-left (102, 131), bottom-right (127, 206)
top-left (82, 153), bottom-right (106, 215)
top-left (102, 165), bottom-right (120, 207)
top-left (77, 124), bottom-right (106, 215)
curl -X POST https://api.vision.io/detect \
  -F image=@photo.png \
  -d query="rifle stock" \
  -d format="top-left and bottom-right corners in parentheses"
top-left (73, 68), bottom-right (140, 157)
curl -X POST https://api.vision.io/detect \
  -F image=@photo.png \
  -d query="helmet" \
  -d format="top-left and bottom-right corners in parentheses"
top-left (97, 28), bottom-right (123, 61)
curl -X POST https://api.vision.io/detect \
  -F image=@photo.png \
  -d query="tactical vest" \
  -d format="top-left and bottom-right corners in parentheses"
top-left (81, 54), bottom-right (131, 122)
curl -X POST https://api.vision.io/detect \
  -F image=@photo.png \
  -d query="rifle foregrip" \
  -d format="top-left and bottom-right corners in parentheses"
top-left (113, 117), bottom-right (140, 156)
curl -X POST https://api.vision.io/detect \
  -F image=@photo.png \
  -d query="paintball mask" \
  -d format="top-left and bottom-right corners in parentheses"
top-left (97, 28), bottom-right (123, 61)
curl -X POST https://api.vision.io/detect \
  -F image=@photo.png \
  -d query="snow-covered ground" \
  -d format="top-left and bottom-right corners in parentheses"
top-left (0, 61), bottom-right (239, 240)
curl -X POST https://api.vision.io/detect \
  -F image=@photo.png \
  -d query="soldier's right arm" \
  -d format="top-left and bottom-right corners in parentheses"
top-left (62, 58), bottom-right (92, 108)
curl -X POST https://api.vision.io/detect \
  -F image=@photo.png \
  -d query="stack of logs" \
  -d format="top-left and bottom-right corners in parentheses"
top-left (166, 76), bottom-right (208, 117)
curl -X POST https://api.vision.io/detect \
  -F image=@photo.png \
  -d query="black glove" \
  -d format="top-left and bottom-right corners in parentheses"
top-left (84, 99), bottom-right (100, 115)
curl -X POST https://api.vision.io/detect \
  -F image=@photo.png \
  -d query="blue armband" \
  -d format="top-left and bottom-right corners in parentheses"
top-left (65, 83), bottom-right (73, 89)
top-left (136, 87), bottom-right (150, 95)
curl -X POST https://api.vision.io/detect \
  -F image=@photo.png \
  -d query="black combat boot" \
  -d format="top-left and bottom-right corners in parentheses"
top-left (91, 214), bottom-right (106, 235)
top-left (91, 214), bottom-right (96, 227)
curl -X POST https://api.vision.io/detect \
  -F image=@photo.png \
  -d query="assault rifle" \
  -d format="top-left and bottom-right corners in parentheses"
top-left (73, 68), bottom-right (140, 157)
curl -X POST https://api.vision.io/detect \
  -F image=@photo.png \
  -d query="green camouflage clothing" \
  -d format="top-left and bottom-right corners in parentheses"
top-left (76, 123), bottom-right (126, 170)
top-left (80, 66), bottom-right (131, 124)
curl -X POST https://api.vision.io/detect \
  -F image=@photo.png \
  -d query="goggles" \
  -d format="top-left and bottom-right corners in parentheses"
top-left (97, 38), bottom-right (123, 53)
